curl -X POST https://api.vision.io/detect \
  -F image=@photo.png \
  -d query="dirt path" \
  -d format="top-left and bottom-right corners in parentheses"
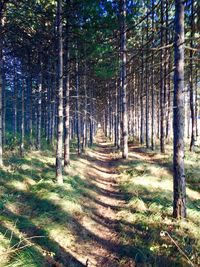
top-left (68, 130), bottom-right (134, 267)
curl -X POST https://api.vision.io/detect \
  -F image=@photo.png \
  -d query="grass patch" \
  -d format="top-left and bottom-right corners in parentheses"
top-left (0, 149), bottom-right (91, 267)
top-left (117, 145), bottom-right (200, 266)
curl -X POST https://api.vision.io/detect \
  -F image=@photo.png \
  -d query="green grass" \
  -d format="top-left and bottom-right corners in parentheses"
top-left (0, 150), bottom-right (88, 267)
top-left (117, 145), bottom-right (200, 267)
top-left (0, 139), bottom-right (199, 267)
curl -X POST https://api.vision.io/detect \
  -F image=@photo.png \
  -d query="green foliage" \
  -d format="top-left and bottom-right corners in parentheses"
top-left (5, 133), bottom-right (20, 151)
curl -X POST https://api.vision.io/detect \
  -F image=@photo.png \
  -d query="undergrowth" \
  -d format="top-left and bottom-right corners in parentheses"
top-left (117, 145), bottom-right (200, 267)
top-left (0, 140), bottom-right (199, 266)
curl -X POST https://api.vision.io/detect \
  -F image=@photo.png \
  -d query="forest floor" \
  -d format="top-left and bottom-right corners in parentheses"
top-left (0, 130), bottom-right (200, 267)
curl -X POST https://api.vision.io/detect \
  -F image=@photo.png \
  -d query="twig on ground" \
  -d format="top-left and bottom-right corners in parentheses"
top-left (160, 230), bottom-right (195, 267)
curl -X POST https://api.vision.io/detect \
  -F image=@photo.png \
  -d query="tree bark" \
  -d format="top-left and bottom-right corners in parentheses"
top-left (64, 23), bottom-right (70, 166)
top-left (0, 19), bottom-right (3, 166)
top-left (145, 11), bottom-right (150, 149)
top-left (120, 0), bottom-right (128, 159)
top-left (13, 59), bottom-right (18, 138)
top-left (75, 52), bottom-right (81, 155)
top-left (189, 0), bottom-right (195, 152)
top-left (56, 0), bottom-right (64, 184)
top-left (20, 78), bottom-right (25, 157)
top-left (82, 59), bottom-right (87, 151)
top-left (151, 0), bottom-right (155, 150)
top-left (173, 0), bottom-right (186, 219)
top-left (160, 0), bottom-right (165, 153)
top-left (140, 34), bottom-right (144, 145)
top-left (36, 63), bottom-right (42, 150)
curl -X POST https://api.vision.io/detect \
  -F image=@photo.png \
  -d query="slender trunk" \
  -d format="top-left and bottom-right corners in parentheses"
top-left (160, 0), bottom-right (165, 153)
top-left (64, 30), bottom-right (70, 166)
top-left (166, 63), bottom-right (171, 142)
top-left (0, 17), bottom-right (3, 166)
top-left (140, 35), bottom-right (144, 145)
top-left (151, 0), bottom-right (155, 150)
top-left (114, 79), bottom-right (118, 147)
top-left (2, 52), bottom-right (5, 147)
top-left (13, 60), bottom-right (18, 137)
top-left (20, 79), bottom-right (25, 157)
top-left (164, 0), bottom-right (169, 144)
top-left (75, 53), bottom-right (81, 155)
top-left (145, 12), bottom-right (149, 148)
top-left (189, 0), bottom-right (195, 151)
top-left (29, 75), bottom-right (33, 142)
top-left (117, 78), bottom-right (121, 148)
top-left (173, 0), bottom-right (186, 219)
top-left (82, 60), bottom-right (87, 151)
top-left (89, 88), bottom-right (93, 147)
top-left (120, 0), bottom-right (128, 158)
top-left (56, 0), bottom-right (64, 184)
top-left (37, 67), bottom-right (42, 150)
top-left (195, 70), bottom-right (198, 137)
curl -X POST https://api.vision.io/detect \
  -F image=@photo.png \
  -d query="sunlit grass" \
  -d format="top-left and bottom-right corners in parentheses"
top-left (117, 145), bottom-right (200, 266)
top-left (0, 148), bottom-right (90, 267)
top-left (0, 139), bottom-right (199, 266)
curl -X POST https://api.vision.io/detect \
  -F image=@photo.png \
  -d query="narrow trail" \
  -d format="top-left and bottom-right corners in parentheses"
top-left (69, 130), bottom-right (134, 267)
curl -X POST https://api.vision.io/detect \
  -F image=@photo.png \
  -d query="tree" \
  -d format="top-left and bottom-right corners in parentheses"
top-left (120, 0), bottom-right (128, 159)
top-left (189, 0), bottom-right (195, 152)
top-left (173, 0), bottom-right (186, 219)
top-left (64, 25), bottom-right (70, 167)
top-left (56, 0), bottom-right (64, 184)
top-left (20, 77), bottom-right (25, 157)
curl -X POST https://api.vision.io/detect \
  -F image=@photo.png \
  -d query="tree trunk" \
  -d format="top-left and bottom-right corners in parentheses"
top-left (195, 69), bottom-right (198, 137)
top-left (89, 87), bottom-right (93, 147)
top-left (75, 52), bottom-right (81, 155)
top-left (13, 60), bottom-right (18, 138)
top-left (36, 66), bottom-right (42, 150)
top-left (151, 0), bottom-right (155, 150)
top-left (173, 0), bottom-right (186, 219)
top-left (140, 35), bottom-right (144, 145)
top-left (145, 11), bottom-right (149, 149)
top-left (56, 0), bottom-right (64, 184)
top-left (82, 59), bottom-right (87, 151)
top-left (0, 17), bottom-right (3, 166)
top-left (160, 0), bottom-right (165, 153)
top-left (120, 0), bottom-right (128, 159)
top-left (20, 79), bottom-right (25, 157)
top-left (64, 24), bottom-right (70, 166)
top-left (189, 0), bottom-right (195, 152)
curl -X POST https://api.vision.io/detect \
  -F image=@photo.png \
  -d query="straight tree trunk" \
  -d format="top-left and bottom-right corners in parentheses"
top-left (195, 69), bottom-right (198, 137)
top-left (82, 60), bottom-right (87, 151)
top-left (173, 0), bottom-right (186, 219)
top-left (36, 66), bottom-right (42, 150)
top-left (75, 52), bottom-right (81, 155)
top-left (2, 49), bottom-right (5, 147)
top-left (13, 60), bottom-right (18, 138)
top-left (151, 0), bottom-right (155, 150)
top-left (64, 33), bottom-right (70, 166)
top-left (56, 0), bottom-right (64, 184)
top-left (0, 16), bottom-right (3, 166)
top-left (189, 0), bottom-right (195, 151)
top-left (145, 11), bottom-right (149, 148)
top-left (114, 79), bottom-right (118, 147)
top-left (160, 0), bottom-right (165, 153)
top-left (164, 0), bottom-right (169, 143)
top-left (29, 74), bottom-right (33, 142)
top-left (140, 35), bottom-right (144, 145)
top-left (20, 79), bottom-right (25, 157)
top-left (120, 0), bottom-right (128, 159)
top-left (117, 78), bottom-right (121, 149)
top-left (89, 87), bottom-right (93, 147)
